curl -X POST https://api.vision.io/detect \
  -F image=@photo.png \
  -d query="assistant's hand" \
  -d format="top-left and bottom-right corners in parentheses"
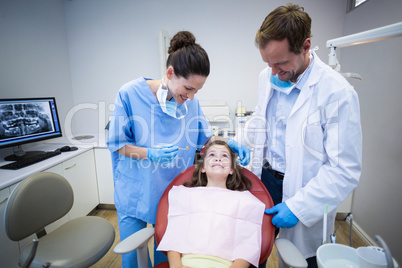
top-left (265, 202), bottom-right (299, 228)
top-left (147, 144), bottom-right (178, 163)
top-left (227, 139), bottom-right (250, 166)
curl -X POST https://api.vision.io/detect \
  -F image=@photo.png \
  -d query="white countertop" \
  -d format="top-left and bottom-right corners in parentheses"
top-left (45, 132), bottom-right (108, 149)
top-left (0, 143), bottom-right (94, 189)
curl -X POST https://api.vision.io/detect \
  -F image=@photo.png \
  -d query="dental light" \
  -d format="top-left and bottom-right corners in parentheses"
top-left (326, 22), bottom-right (402, 80)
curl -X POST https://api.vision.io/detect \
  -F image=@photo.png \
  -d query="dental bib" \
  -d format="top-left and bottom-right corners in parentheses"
top-left (156, 77), bottom-right (188, 119)
top-left (157, 185), bottom-right (265, 267)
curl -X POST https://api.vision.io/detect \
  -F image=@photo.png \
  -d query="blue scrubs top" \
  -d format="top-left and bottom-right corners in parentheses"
top-left (107, 77), bottom-right (213, 223)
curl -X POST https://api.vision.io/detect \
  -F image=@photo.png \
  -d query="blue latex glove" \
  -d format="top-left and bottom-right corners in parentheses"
top-left (147, 144), bottom-right (178, 163)
top-left (227, 139), bottom-right (251, 166)
top-left (265, 202), bottom-right (299, 228)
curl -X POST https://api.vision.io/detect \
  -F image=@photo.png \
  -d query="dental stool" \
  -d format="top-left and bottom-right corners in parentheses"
top-left (3, 172), bottom-right (115, 268)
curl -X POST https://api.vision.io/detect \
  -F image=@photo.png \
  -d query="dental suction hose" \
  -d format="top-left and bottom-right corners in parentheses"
top-left (349, 213), bottom-right (353, 247)
top-left (374, 235), bottom-right (394, 268)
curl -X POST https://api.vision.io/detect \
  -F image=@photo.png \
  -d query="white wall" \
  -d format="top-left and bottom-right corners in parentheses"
top-left (340, 0), bottom-right (402, 262)
top-left (0, 0), bottom-right (74, 157)
top-left (62, 0), bottom-right (345, 135)
top-left (0, 0), bottom-right (346, 137)
top-left (0, 0), bottom-right (74, 132)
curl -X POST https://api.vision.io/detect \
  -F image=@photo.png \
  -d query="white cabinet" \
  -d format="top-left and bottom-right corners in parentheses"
top-left (61, 150), bottom-right (99, 220)
top-left (0, 187), bottom-right (20, 268)
top-left (43, 164), bottom-right (70, 233)
top-left (43, 150), bottom-right (99, 221)
top-left (94, 148), bottom-right (114, 204)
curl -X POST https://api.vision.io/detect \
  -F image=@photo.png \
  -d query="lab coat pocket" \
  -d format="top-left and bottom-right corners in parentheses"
top-left (302, 110), bottom-right (327, 163)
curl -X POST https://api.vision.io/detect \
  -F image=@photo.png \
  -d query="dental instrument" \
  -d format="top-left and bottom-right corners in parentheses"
top-left (330, 225), bottom-right (340, 244)
top-left (323, 204), bottom-right (328, 244)
top-left (153, 146), bottom-right (189, 151)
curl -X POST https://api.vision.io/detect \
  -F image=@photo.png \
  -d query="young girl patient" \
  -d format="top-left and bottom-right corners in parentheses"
top-left (157, 140), bottom-right (265, 268)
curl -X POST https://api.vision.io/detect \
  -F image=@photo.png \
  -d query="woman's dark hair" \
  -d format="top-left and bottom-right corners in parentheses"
top-left (166, 31), bottom-right (210, 79)
top-left (184, 140), bottom-right (252, 191)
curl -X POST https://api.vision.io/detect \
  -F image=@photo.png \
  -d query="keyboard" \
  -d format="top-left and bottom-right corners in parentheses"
top-left (0, 151), bottom-right (61, 170)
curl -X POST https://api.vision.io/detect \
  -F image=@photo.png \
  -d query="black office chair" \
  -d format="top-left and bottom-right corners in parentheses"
top-left (3, 172), bottom-right (115, 268)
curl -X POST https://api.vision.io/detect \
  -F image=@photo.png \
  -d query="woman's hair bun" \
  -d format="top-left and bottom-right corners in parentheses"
top-left (165, 30), bottom-right (209, 78)
top-left (168, 31), bottom-right (196, 54)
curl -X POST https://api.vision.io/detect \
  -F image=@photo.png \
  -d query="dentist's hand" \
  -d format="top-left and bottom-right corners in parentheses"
top-left (147, 144), bottom-right (178, 163)
top-left (265, 202), bottom-right (299, 228)
top-left (227, 139), bottom-right (251, 166)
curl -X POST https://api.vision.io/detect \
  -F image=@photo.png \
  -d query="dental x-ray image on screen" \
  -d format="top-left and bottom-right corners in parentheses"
top-left (0, 102), bottom-right (53, 139)
top-left (0, 98), bottom-right (62, 161)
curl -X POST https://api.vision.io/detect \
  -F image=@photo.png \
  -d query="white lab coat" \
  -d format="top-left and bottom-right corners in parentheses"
top-left (242, 51), bottom-right (362, 258)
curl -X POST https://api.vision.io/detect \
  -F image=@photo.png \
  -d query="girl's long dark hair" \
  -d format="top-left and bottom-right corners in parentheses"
top-left (184, 140), bottom-right (252, 191)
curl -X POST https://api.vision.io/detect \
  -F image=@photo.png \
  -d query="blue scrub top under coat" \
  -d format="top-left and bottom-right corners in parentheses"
top-left (107, 77), bottom-right (213, 224)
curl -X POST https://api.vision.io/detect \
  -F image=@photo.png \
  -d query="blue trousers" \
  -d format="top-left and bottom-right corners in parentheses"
top-left (259, 162), bottom-right (318, 268)
top-left (117, 212), bottom-right (168, 268)
top-left (257, 162), bottom-right (283, 268)
top-left (261, 162), bottom-right (283, 237)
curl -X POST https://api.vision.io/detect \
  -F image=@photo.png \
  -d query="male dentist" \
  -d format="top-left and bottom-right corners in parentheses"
top-left (242, 4), bottom-right (362, 267)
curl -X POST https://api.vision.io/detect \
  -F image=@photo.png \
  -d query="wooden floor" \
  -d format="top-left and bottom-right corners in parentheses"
top-left (89, 208), bottom-right (368, 268)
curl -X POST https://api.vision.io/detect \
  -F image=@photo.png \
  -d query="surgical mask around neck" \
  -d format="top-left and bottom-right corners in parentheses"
top-left (156, 77), bottom-right (188, 119)
top-left (270, 53), bottom-right (314, 95)
top-left (270, 75), bottom-right (296, 95)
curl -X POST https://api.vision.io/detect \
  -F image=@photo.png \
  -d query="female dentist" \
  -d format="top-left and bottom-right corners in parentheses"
top-left (107, 31), bottom-right (249, 268)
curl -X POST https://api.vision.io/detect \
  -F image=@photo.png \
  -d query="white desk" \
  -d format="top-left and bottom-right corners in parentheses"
top-left (0, 143), bottom-right (92, 190)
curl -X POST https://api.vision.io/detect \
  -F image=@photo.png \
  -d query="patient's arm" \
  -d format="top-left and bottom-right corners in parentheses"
top-left (167, 251), bottom-right (190, 268)
top-left (230, 258), bottom-right (251, 268)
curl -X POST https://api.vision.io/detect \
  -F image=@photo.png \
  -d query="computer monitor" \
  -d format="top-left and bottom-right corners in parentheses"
top-left (0, 97), bottom-right (62, 161)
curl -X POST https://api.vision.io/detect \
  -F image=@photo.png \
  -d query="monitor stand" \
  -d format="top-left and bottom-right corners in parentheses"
top-left (4, 145), bottom-right (45, 162)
